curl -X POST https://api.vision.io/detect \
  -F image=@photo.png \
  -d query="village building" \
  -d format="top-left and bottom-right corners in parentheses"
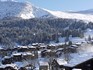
top-left (17, 46), bottom-right (38, 59)
top-left (52, 53), bottom-right (93, 70)
top-left (12, 53), bottom-right (23, 62)
top-left (39, 61), bottom-right (49, 70)
top-left (2, 56), bottom-right (12, 64)
top-left (41, 49), bottom-right (56, 58)
top-left (0, 64), bottom-right (18, 70)
top-left (68, 45), bottom-right (78, 53)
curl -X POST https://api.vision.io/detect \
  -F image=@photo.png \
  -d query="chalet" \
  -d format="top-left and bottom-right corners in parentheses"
top-left (46, 50), bottom-right (56, 57)
top-left (39, 61), bottom-right (49, 70)
top-left (0, 64), bottom-right (18, 70)
top-left (0, 47), bottom-right (6, 57)
top-left (12, 52), bottom-right (38, 62)
top-left (28, 46), bottom-right (37, 51)
top-left (17, 46), bottom-right (38, 58)
top-left (23, 52), bottom-right (35, 60)
top-left (41, 49), bottom-right (56, 58)
top-left (47, 43), bottom-right (66, 50)
top-left (32, 43), bottom-right (39, 46)
top-left (75, 42), bottom-right (81, 46)
top-left (41, 50), bottom-right (47, 57)
top-left (47, 44), bottom-right (56, 50)
top-left (12, 53), bottom-right (23, 62)
top-left (56, 48), bottom-right (64, 57)
top-left (2, 56), bottom-right (12, 64)
top-left (39, 45), bottom-right (47, 50)
top-left (56, 48), bottom-right (64, 52)
top-left (68, 45), bottom-right (78, 53)
top-left (52, 53), bottom-right (93, 70)
top-left (17, 46), bottom-right (29, 52)
top-left (25, 64), bottom-right (36, 70)
top-left (0, 48), bottom-right (13, 57)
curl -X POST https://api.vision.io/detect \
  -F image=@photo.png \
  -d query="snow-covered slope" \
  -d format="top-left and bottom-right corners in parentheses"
top-left (0, 1), bottom-right (54, 19)
top-left (47, 10), bottom-right (93, 22)
top-left (76, 9), bottom-right (93, 15)
top-left (0, 1), bottom-right (93, 22)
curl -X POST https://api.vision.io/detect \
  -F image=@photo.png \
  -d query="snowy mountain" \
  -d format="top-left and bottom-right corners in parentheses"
top-left (0, 1), bottom-right (93, 22)
top-left (0, 1), bottom-right (54, 19)
top-left (47, 10), bottom-right (93, 22)
top-left (75, 9), bottom-right (93, 15)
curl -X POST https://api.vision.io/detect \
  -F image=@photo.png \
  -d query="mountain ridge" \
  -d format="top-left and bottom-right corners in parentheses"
top-left (75, 9), bottom-right (93, 15)
top-left (0, 1), bottom-right (93, 22)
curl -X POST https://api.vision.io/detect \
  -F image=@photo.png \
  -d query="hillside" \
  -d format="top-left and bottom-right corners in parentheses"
top-left (0, 1), bottom-right (93, 22)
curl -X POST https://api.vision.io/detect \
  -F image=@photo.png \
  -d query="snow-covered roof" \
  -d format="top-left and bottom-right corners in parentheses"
top-left (23, 52), bottom-right (34, 56)
top-left (4, 56), bottom-right (11, 59)
top-left (0, 47), bottom-right (3, 50)
top-left (46, 49), bottom-right (51, 52)
top-left (40, 45), bottom-right (47, 48)
top-left (57, 48), bottom-right (64, 51)
top-left (57, 59), bottom-right (67, 65)
top-left (12, 52), bottom-right (34, 56)
top-left (15, 62), bottom-right (24, 68)
top-left (57, 52), bottom-right (93, 67)
top-left (12, 52), bottom-right (22, 56)
top-left (72, 68), bottom-right (82, 70)
top-left (0, 64), bottom-right (18, 69)
top-left (39, 61), bottom-right (48, 66)
top-left (28, 46), bottom-right (36, 48)
top-left (18, 46), bottom-right (28, 48)
top-left (69, 45), bottom-right (78, 49)
top-left (32, 43), bottom-right (39, 46)
top-left (49, 43), bottom-right (64, 47)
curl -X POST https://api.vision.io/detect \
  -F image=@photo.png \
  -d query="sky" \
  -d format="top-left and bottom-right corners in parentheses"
top-left (3, 0), bottom-right (93, 11)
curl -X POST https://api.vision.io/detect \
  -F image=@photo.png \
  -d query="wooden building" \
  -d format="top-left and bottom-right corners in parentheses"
top-left (39, 61), bottom-right (49, 70)
top-left (52, 54), bottom-right (93, 70)
top-left (0, 64), bottom-right (18, 70)
top-left (2, 56), bottom-right (13, 64)
top-left (41, 49), bottom-right (56, 58)
top-left (12, 53), bottom-right (23, 62)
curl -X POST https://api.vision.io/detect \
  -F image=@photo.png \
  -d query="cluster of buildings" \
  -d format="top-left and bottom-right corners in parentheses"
top-left (0, 42), bottom-right (93, 70)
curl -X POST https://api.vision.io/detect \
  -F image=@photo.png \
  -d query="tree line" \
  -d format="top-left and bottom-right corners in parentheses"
top-left (0, 18), bottom-right (93, 47)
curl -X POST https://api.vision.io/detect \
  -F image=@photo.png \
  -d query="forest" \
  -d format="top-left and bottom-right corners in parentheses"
top-left (0, 18), bottom-right (93, 48)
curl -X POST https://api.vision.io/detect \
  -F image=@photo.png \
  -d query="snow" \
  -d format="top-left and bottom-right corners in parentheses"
top-left (76, 9), bottom-right (93, 15)
top-left (0, 1), bottom-right (93, 22)
top-left (59, 37), bottom-right (84, 44)
top-left (0, 64), bottom-right (18, 69)
top-left (84, 28), bottom-right (93, 38)
top-left (18, 46), bottom-right (28, 48)
top-left (4, 56), bottom-right (11, 59)
top-left (57, 52), bottom-right (93, 67)
top-left (72, 68), bottom-right (82, 70)
top-left (66, 52), bottom-right (93, 67)
top-left (39, 61), bottom-right (48, 66)
top-left (50, 37), bottom-right (85, 45)
top-left (15, 62), bottom-right (24, 68)
top-left (56, 42), bottom-right (93, 67)
top-left (15, 61), bottom-right (32, 68)
top-left (0, 47), bottom-right (3, 49)
top-left (0, 1), bottom-right (53, 19)
top-left (77, 43), bottom-right (93, 53)
top-left (57, 48), bottom-right (64, 51)
top-left (12, 52), bottom-right (34, 56)
top-left (57, 58), bottom-right (67, 65)
top-left (47, 10), bottom-right (93, 22)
